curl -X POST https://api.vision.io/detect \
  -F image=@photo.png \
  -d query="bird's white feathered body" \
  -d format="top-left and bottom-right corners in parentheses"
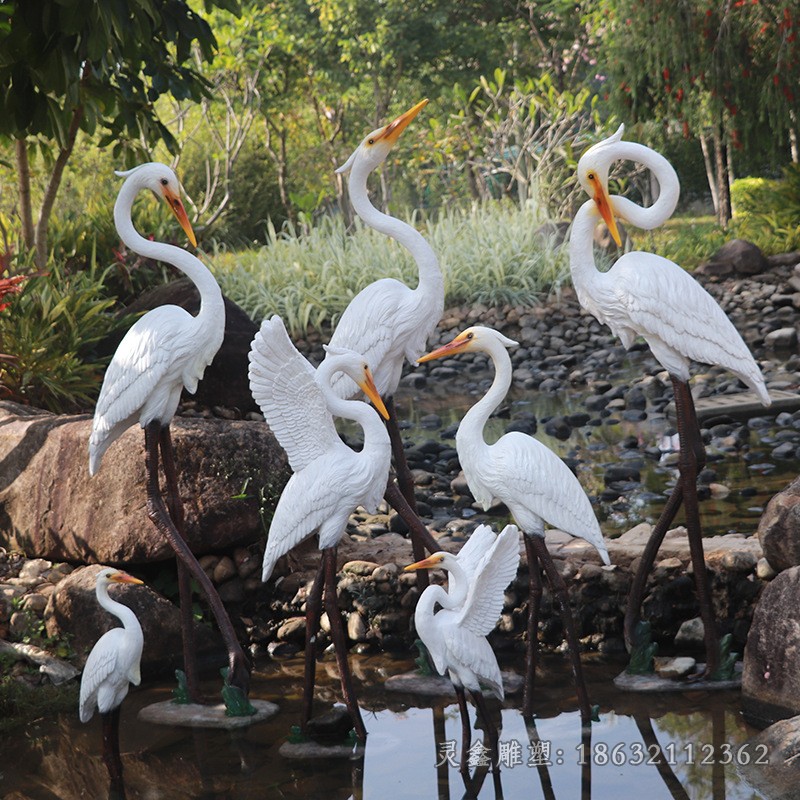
top-left (570, 126), bottom-right (769, 405)
top-left (79, 569), bottom-right (144, 723)
top-left (248, 316), bottom-right (392, 581)
top-left (411, 524), bottom-right (521, 699)
top-left (89, 163), bottom-right (225, 475)
top-left (421, 327), bottom-right (609, 564)
top-left (327, 100), bottom-right (443, 400)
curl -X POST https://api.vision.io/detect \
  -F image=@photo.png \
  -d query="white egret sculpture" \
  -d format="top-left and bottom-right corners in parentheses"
top-left (79, 568), bottom-right (144, 784)
top-left (248, 314), bottom-right (392, 743)
top-left (331, 99), bottom-right (443, 567)
top-left (405, 523), bottom-right (520, 771)
top-left (571, 125), bottom-right (770, 678)
top-left (419, 326), bottom-right (609, 721)
top-left (89, 163), bottom-right (250, 707)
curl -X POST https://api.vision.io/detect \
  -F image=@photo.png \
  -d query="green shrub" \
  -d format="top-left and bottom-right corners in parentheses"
top-left (731, 176), bottom-right (782, 216)
top-left (0, 260), bottom-right (122, 412)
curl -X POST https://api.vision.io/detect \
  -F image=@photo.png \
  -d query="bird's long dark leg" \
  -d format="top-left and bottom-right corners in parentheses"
top-left (384, 479), bottom-right (438, 592)
top-left (322, 546), bottom-right (367, 743)
top-left (301, 557), bottom-right (325, 733)
top-left (385, 396), bottom-right (417, 511)
top-left (471, 689), bottom-right (499, 771)
top-left (530, 535), bottom-right (592, 725)
top-left (522, 535), bottom-right (542, 719)
top-left (158, 426), bottom-right (202, 704)
top-left (454, 684), bottom-right (472, 777)
top-left (144, 422), bottom-right (251, 698)
top-left (672, 377), bottom-right (719, 678)
top-left (101, 708), bottom-right (124, 787)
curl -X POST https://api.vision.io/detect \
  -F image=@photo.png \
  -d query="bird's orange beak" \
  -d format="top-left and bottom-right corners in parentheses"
top-left (404, 553), bottom-right (444, 572)
top-left (358, 368), bottom-right (390, 420)
top-left (588, 174), bottom-right (622, 247)
top-left (163, 186), bottom-right (198, 248)
top-left (377, 99), bottom-right (429, 147)
top-left (417, 332), bottom-right (472, 363)
top-left (109, 571), bottom-right (144, 586)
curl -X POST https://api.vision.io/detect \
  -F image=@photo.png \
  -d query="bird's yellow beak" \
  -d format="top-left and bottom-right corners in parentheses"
top-left (588, 174), bottom-right (622, 247)
top-left (358, 368), bottom-right (390, 420)
top-left (163, 186), bottom-right (198, 248)
top-left (417, 331), bottom-right (472, 363)
top-left (404, 553), bottom-right (444, 572)
top-left (109, 571), bottom-right (144, 586)
top-left (377, 99), bottom-right (429, 147)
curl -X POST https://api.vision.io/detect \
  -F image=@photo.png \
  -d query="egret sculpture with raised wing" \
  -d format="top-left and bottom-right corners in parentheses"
top-left (571, 125), bottom-right (770, 678)
top-left (89, 163), bottom-right (250, 707)
top-left (79, 568), bottom-right (144, 784)
top-left (331, 99), bottom-right (443, 564)
top-left (419, 326), bottom-right (609, 721)
top-left (248, 314), bottom-right (392, 743)
top-left (405, 523), bottom-right (520, 771)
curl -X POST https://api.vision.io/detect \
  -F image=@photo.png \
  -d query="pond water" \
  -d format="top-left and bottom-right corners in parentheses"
top-left (1, 654), bottom-right (765, 799)
top-left (389, 349), bottom-right (799, 542)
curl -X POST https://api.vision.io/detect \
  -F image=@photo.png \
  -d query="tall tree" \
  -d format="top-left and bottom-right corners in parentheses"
top-left (0, 0), bottom-right (239, 267)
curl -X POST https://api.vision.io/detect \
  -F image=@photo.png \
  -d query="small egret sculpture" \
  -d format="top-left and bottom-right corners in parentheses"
top-left (248, 314), bottom-right (392, 743)
top-left (331, 99), bottom-right (443, 568)
top-left (419, 326), bottom-right (609, 721)
top-left (89, 163), bottom-right (250, 706)
top-left (405, 524), bottom-right (520, 770)
top-left (571, 125), bottom-right (770, 678)
top-left (79, 568), bottom-right (144, 785)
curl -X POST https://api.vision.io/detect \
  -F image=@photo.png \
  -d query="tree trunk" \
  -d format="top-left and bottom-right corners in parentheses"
top-left (713, 126), bottom-right (732, 227)
top-left (699, 133), bottom-right (719, 216)
top-left (33, 103), bottom-right (84, 268)
top-left (15, 139), bottom-right (34, 252)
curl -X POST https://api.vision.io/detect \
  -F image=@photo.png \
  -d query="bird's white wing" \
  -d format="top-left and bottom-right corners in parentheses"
top-left (327, 278), bottom-right (416, 398)
top-left (444, 620), bottom-right (504, 698)
top-left (607, 253), bottom-right (769, 403)
top-left (456, 524), bottom-right (500, 582)
top-left (248, 316), bottom-right (341, 472)
top-left (457, 524), bottom-right (520, 637)
top-left (79, 629), bottom-right (121, 722)
top-left (488, 433), bottom-right (609, 562)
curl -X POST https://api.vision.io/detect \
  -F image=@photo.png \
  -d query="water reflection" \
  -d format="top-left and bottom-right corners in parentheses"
top-left (0, 654), bottom-right (764, 799)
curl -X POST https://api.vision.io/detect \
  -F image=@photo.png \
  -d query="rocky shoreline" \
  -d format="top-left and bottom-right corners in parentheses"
top-left (2, 245), bottom-right (800, 720)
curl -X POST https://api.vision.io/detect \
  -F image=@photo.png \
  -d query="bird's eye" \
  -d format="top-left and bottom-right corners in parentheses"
top-left (465, 332), bottom-right (474, 340)
top-left (367, 138), bottom-right (375, 145)
top-left (587, 172), bottom-right (595, 181)
top-left (160, 178), bottom-right (169, 186)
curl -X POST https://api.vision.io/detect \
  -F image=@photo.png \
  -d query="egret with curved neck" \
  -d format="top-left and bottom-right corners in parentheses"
top-left (419, 326), bottom-right (607, 721)
top-left (405, 523), bottom-right (520, 772)
top-left (90, 163), bottom-right (251, 708)
top-left (249, 315), bottom-right (393, 743)
top-left (79, 568), bottom-right (145, 785)
top-left (330, 100), bottom-right (443, 567)
top-left (571, 126), bottom-right (770, 679)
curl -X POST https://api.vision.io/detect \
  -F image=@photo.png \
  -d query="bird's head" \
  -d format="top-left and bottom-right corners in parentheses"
top-left (335, 99), bottom-right (428, 177)
top-left (322, 345), bottom-right (390, 420)
top-left (115, 162), bottom-right (197, 247)
top-left (404, 552), bottom-right (452, 572)
top-left (417, 326), bottom-right (518, 363)
top-left (97, 567), bottom-right (144, 587)
top-left (577, 125), bottom-right (625, 247)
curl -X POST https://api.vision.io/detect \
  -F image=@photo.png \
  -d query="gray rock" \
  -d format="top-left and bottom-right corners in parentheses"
top-left (674, 617), bottom-right (705, 649)
top-left (765, 327), bottom-right (798, 349)
top-left (757, 475), bottom-right (800, 572)
top-left (698, 239), bottom-right (769, 277)
top-left (738, 716), bottom-right (800, 800)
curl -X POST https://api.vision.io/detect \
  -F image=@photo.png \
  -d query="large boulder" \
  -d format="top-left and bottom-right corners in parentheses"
top-left (0, 402), bottom-right (289, 564)
top-left (45, 564), bottom-right (223, 676)
top-left (742, 565), bottom-right (800, 727)
top-left (696, 238), bottom-right (769, 279)
top-left (757, 475), bottom-right (800, 572)
top-left (100, 278), bottom-right (260, 412)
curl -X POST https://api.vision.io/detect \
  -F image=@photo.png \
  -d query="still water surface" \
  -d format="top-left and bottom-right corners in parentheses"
top-left (1, 654), bottom-right (765, 799)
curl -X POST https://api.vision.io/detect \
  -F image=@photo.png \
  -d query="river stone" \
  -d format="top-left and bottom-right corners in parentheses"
top-left (102, 278), bottom-right (260, 412)
top-left (0, 401), bottom-right (289, 564)
top-left (738, 716), bottom-right (800, 800)
top-left (44, 564), bottom-right (223, 675)
top-left (757, 475), bottom-right (800, 572)
top-left (742, 566), bottom-right (800, 727)
top-left (697, 239), bottom-right (769, 278)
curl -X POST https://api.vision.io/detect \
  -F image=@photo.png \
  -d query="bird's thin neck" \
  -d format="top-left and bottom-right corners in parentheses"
top-left (348, 161), bottom-right (443, 298)
top-left (114, 181), bottom-right (223, 319)
top-left (97, 581), bottom-right (141, 633)
top-left (568, 200), bottom-right (603, 293)
top-left (457, 343), bottom-right (512, 452)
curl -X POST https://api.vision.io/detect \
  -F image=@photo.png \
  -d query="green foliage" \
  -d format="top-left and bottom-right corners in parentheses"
top-left (626, 620), bottom-right (657, 675)
top-left (710, 634), bottom-right (739, 682)
top-left (0, 670), bottom-right (78, 734)
top-left (0, 261), bottom-right (121, 412)
top-left (212, 200), bottom-right (567, 337)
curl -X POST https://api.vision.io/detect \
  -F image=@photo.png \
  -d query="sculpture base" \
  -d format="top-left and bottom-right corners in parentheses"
top-left (614, 662), bottom-right (742, 693)
top-left (385, 670), bottom-right (523, 697)
top-left (138, 699), bottom-right (278, 728)
top-left (279, 740), bottom-right (365, 760)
